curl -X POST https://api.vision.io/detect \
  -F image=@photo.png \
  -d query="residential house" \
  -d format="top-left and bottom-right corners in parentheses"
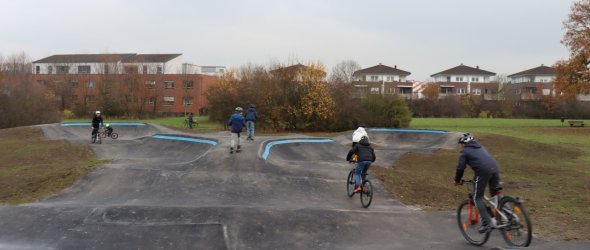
top-left (507, 65), bottom-right (556, 101)
top-left (351, 63), bottom-right (413, 98)
top-left (430, 64), bottom-right (496, 97)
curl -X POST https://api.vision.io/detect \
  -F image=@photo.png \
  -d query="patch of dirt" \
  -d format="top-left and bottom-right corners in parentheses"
top-left (374, 133), bottom-right (590, 241)
top-left (0, 126), bottom-right (101, 204)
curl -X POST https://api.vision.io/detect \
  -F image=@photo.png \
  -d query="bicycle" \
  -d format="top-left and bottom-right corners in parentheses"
top-left (91, 127), bottom-right (102, 144)
top-left (456, 179), bottom-right (532, 247)
top-left (346, 162), bottom-right (373, 208)
top-left (99, 129), bottom-right (118, 139)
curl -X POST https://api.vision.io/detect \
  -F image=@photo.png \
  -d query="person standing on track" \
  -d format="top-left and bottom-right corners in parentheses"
top-left (453, 133), bottom-right (502, 234)
top-left (244, 104), bottom-right (258, 141)
top-left (91, 110), bottom-right (104, 141)
top-left (228, 107), bottom-right (246, 154)
top-left (346, 136), bottom-right (376, 193)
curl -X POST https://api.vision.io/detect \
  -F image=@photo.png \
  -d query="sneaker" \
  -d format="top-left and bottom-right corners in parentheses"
top-left (354, 186), bottom-right (362, 193)
top-left (230, 147), bottom-right (234, 154)
top-left (478, 225), bottom-right (491, 234)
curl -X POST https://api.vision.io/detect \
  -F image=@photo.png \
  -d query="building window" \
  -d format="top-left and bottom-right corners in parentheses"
top-left (103, 64), bottom-right (109, 74)
top-left (473, 88), bottom-right (481, 95)
top-left (71, 80), bottom-right (79, 88)
top-left (163, 96), bottom-right (174, 106)
top-left (78, 65), bottom-right (91, 74)
top-left (157, 66), bottom-right (163, 74)
top-left (399, 87), bottom-right (412, 94)
top-left (56, 66), bottom-right (69, 74)
top-left (370, 75), bottom-right (379, 81)
top-left (441, 87), bottom-right (454, 94)
top-left (370, 87), bottom-right (380, 94)
top-left (144, 97), bottom-right (154, 104)
top-left (86, 95), bottom-right (96, 103)
top-left (455, 77), bottom-right (463, 82)
top-left (146, 80), bottom-right (156, 89)
top-left (183, 97), bottom-right (194, 106)
top-left (87, 80), bottom-right (95, 89)
top-left (471, 77), bottom-right (479, 82)
top-left (124, 65), bottom-right (138, 74)
top-left (543, 89), bottom-right (551, 95)
top-left (48, 66), bottom-right (53, 74)
top-left (183, 80), bottom-right (194, 89)
top-left (143, 65), bottom-right (148, 74)
top-left (457, 88), bottom-right (465, 94)
top-left (164, 81), bottom-right (174, 89)
top-left (35, 66), bottom-right (40, 74)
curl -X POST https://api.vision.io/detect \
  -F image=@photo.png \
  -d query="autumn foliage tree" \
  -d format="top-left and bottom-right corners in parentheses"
top-left (555, 0), bottom-right (590, 98)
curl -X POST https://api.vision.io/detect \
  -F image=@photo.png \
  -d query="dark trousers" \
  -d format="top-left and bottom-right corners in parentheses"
top-left (473, 173), bottom-right (502, 226)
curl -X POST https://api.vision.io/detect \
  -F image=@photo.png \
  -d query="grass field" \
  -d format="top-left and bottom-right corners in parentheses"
top-left (0, 127), bottom-right (102, 205)
top-left (375, 118), bottom-right (590, 241)
top-left (63, 116), bottom-right (225, 131)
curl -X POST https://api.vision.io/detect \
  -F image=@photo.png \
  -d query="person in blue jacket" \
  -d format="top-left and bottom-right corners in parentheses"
top-left (454, 133), bottom-right (502, 234)
top-left (228, 107), bottom-right (246, 154)
top-left (244, 104), bottom-right (258, 141)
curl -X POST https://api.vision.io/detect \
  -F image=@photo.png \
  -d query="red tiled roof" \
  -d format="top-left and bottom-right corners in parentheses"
top-left (508, 65), bottom-right (555, 77)
top-left (354, 64), bottom-right (411, 76)
top-left (431, 64), bottom-right (495, 77)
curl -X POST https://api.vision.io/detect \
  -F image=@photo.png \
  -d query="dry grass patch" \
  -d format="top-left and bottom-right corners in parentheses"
top-left (374, 134), bottom-right (590, 241)
top-left (0, 126), bottom-right (101, 205)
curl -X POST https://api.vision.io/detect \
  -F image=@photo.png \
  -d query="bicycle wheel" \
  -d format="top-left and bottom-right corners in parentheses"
top-left (110, 133), bottom-right (118, 139)
top-left (457, 199), bottom-right (490, 246)
top-left (498, 196), bottom-right (532, 247)
top-left (346, 170), bottom-right (355, 197)
top-left (360, 180), bottom-right (373, 208)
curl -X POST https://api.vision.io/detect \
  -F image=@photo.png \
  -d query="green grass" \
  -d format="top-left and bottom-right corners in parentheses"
top-left (374, 118), bottom-right (590, 241)
top-left (63, 116), bottom-right (225, 132)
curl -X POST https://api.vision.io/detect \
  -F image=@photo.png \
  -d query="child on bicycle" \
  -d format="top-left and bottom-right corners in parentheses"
top-left (346, 136), bottom-right (376, 193)
top-left (453, 133), bottom-right (502, 234)
top-left (105, 123), bottom-right (113, 136)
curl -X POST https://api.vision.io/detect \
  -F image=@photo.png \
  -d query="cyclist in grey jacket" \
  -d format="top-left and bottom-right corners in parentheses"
top-left (454, 133), bottom-right (502, 234)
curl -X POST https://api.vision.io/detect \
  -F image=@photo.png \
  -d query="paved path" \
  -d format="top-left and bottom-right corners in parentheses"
top-left (0, 123), bottom-right (587, 249)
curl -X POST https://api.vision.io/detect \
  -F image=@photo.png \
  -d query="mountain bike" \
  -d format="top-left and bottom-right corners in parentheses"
top-left (346, 163), bottom-right (373, 208)
top-left (456, 179), bottom-right (532, 247)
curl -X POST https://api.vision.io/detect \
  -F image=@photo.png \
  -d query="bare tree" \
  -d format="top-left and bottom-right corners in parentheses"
top-left (328, 60), bottom-right (361, 84)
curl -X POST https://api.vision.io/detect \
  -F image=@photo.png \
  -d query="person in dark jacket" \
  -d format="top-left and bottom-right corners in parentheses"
top-left (227, 107), bottom-right (246, 154)
top-left (91, 110), bottom-right (104, 142)
top-left (187, 112), bottom-right (195, 129)
top-left (454, 133), bottom-right (502, 234)
top-left (346, 136), bottom-right (376, 192)
top-left (244, 104), bottom-right (258, 140)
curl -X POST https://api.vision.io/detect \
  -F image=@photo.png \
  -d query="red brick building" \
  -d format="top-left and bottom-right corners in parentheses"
top-left (31, 53), bottom-right (219, 116)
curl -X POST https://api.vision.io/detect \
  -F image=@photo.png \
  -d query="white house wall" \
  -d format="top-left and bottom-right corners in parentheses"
top-left (433, 74), bottom-right (490, 83)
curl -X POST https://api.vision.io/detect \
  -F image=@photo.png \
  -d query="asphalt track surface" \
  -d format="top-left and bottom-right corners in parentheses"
top-left (0, 124), bottom-right (588, 250)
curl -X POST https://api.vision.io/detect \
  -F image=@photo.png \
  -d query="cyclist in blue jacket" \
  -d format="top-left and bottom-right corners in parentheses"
top-left (454, 133), bottom-right (502, 234)
top-left (228, 107), bottom-right (246, 154)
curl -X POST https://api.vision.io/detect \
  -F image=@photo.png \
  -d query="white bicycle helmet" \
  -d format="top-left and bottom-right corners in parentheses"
top-left (458, 133), bottom-right (474, 144)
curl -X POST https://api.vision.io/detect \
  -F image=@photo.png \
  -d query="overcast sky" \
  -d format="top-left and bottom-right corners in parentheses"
top-left (0, 0), bottom-right (575, 80)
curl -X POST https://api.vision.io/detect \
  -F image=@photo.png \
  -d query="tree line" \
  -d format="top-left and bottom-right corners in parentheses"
top-left (205, 62), bottom-right (412, 132)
